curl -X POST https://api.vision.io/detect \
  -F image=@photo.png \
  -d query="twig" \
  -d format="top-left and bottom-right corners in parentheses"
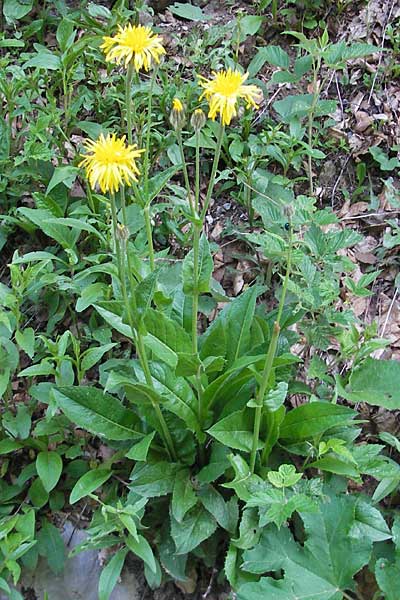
top-left (331, 155), bottom-right (351, 207)
top-left (202, 567), bottom-right (217, 599)
top-left (340, 209), bottom-right (400, 221)
top-left (368, 0), bottom-right (396, 103)
top-left (380, 288), bottom-right (398, 338)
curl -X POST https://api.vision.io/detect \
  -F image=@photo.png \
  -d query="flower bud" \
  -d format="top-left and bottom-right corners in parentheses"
top-left (190, 108), bottom-right (206, 132)
top-left (169, 97), bottom-right (186, 130)
top-left (116, 223), bottom-right (129, 242)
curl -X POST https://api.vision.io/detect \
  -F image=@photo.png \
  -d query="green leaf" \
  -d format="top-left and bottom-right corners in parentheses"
top-left (54, 386), bottom-right (140, 441)
top-left (267, 465), bottom-right (302, 488)
top-left (375, 559), bottom-right (400, 600)
top-left (98, 548), bottom-right (128, 600)
top-left (81, 343), bottom-right (116, 373)
top-left (94, 302), bottom-right (132, 339)
top-left (308, 456), bottom-right (359, 478)
top-left (15, 328), bottom-right (35, 358)
top-left (143, 309), bottom-right (191, 369)
top-left (3, 0), bottom-right (33, 21)
top-left (146, 165), bottom-right (179, 204)
top-left (171, 505), bottom-right (217, 554)
top-left (172, 471), bottom-right (197, 523)
top-left (70, 469), bottom-right (113, 504)
top-left (198, 485), bottom-right (238, 533)
top-left (23, 47), bottom-right (61, 70)
top-left (203, 286), bottom-right (260, 367)
top-left (343, 359), bottom-right (400, 409)
top-left (350, 499), bottom-right (391, 542)
top-left (248, 46), bottom-right (290, 77)
top-left (279, 402), bottom-right (356, 442)
top-left (28, 478), bottom-right (49, 508)
top-left (182, 233), bottom-right (213, 295)
top-left (239, 495), bottom-right (372, 600)
top-left (126, 534), bottom-right (157, 574)
top-left (169, 2), bottom-right (211, 21)
top-left (0, 439), bottom-right (24, 454)
top-left (207, 408), bottom-right (262, 453)
top-left (36, 451), bottom-right (63, 493)
top-left (126, 432), bottom-right (155, 461)
top-left (56, 19), bottom-right (75, 53)
top-left (370, 147), bottom-right (400, 171)
top-left (37, 520), bottom-right (65, 575)
top-left (130, 462), bottom-right (181, 497)
top-left (136, 362), bottom-right (200, 435)
top-left (239, 15), bottom-right (263, 41)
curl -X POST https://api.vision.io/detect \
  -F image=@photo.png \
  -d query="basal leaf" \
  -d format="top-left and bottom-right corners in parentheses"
top-left (54, 386), bottom-right (141, 441)
top-left (170, 505), bottom-right (217, 555)
top-left (279, 402), bottom-right (356, 442)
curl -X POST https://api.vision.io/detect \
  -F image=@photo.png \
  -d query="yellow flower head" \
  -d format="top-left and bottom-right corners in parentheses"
top-left (79, 133), bottom-right (144, 194)
top-left (101, 24), bottom-right (165, 71)
top-left (172, 97), bottom-right (184, 112)
top-left (199, 68), bottom-right (263, 126)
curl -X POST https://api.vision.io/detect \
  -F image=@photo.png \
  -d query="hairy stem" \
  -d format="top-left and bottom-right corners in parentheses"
top-left (125, 62), bottom-right (134, 145)
top-left (200, 123), bottom-right (224, 221)
top-left (250, 223), bottom-right (294, 472)
top-left (109, 193), bottom-right (176, 461)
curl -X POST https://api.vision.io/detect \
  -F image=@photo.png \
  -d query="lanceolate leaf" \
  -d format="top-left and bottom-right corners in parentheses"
top-left (204, 286), bottom-right (261, 367)
top-left (182, 233), bottom-right (213, 295)
top-left (279, 402), bottom-right (356, 442)
top-left (54, 387), bottom-right (141, 440)
top-left (171, 505), bottom-right (217, 555)
top-left (98, 548), bottom-right (128, 600)
top-left (70, 469), bottom-right (113, 504)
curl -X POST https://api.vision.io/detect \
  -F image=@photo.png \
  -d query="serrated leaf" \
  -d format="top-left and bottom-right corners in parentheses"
top-left (239, 495), bottom-right (372, 600)
top-left (172, 471), bottom-right (198, 523)
top-left (170, 505), bottom-right (217, 554)
top-left (182, 233), bottom-right (213, 295)
top-left (54, 386), bottom-right (140, 440)
top-left (343, 359), bottom-right (400, 409)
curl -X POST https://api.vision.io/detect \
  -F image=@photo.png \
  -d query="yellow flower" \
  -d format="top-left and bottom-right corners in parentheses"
top-left (172, 97), bottom-right (184, 112)
top-left (199, 68), bottom-right (263, 126)
top-left (79, 133), bottom-right (144, 194)
top-left (101, 24), bottom-right (165, 71)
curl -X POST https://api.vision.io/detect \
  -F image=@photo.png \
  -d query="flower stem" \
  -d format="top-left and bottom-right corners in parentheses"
top-left (109, 193), bottom-right (176, 461)
top-left (177, 129), bottom-right (193, 214)
top-left (200, 123), bottom-right (224, 222)
top-left (125, 62), bottom-right (134, 145)
top-left (144, 205), bottom-right (155, 271)
top-left (250, 223), bottom-right (293, 473)
top-left (142, 66), bottom-right (159, 270)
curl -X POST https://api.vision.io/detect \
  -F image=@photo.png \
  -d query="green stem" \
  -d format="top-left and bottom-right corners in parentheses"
top-left (195, 130), bottom-right (200, 215)
top-left (109, 193), bottom-right (176, 461)
top-left (307, 58), bottom-right (322, 196)
top-left (200, 123), bottom-right (225, 222)
top-left (250, 223), bottom-right (294, 473)
top-left (177, 129), bottom-right (193, 214)
top-left (191, 131), bottom-right (202, 355)
top-left (144, 205), bottom-right (155, 271)
top-left (142, 66), bottom-right (159, 270)
top-left (191, 225), bottom-right (200, 354)
top-left (143, 66), bottom-right (158, 201)
top-left (125, 62), bottom-right (134, 145)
